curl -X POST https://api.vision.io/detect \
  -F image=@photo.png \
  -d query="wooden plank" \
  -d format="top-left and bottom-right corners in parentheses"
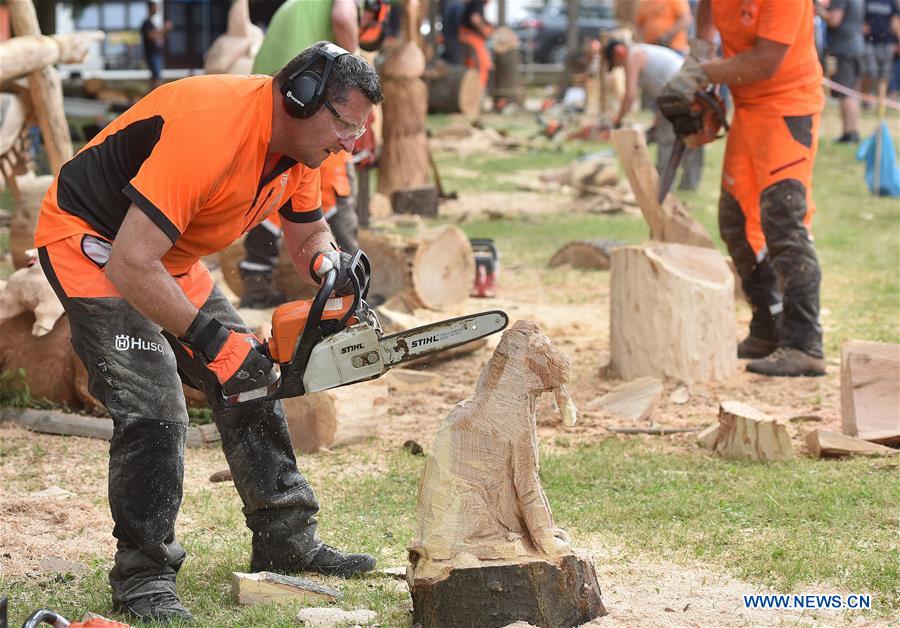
top-left (231, 571), bottom-right (341, 606)
top-left (806, 429), bottom-right (898, 458)
top-left (840, 340), bottom-right (900, 444)
top-left (610, 128), bottom-right (714, 249)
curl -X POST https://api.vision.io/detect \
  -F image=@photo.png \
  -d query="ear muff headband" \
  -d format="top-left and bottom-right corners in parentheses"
top-left (282, 43), bottom-right (350, 119)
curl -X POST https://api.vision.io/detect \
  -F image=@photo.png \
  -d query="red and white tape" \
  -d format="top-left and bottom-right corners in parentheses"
top-left (823, 77), bottom-right (900, 110)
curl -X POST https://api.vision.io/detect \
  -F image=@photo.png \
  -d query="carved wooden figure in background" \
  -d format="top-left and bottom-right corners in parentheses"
top-left (409, 320), bottom-right (576, 577)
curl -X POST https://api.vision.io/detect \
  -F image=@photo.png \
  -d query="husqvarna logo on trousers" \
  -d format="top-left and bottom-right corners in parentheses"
top-left (115, 334), bottom-right (165, 353)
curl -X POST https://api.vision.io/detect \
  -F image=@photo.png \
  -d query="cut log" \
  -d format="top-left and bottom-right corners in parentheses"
top-left (424, 63), bottom-right (483, 119)
top-left (610, 243), bottom-right (736, 383)
top-left (281, 378), bottom-right (388, 454)
top-left (410, 554), bottom-right (606, 628)
top-left (391, 184), bottom-right (439, 217)
top-left (9, 172), bottom-right (53, 269)
top-left (409, 321), bottom-right (605, 625)
top-left (491, 27), bottom-right (523, 106)
top-left (360, 225), bottom-right (475, 310)
top-left (548, 239), bottom-right (623, 270)
top-left (9, 0), bottom-right (74, 174)
top-left (840, 340), bottom-right (900, 445)
top-left (806, 429), bottom-right (898, 458)
top-left (379, 41), bottom-right (430, 196)
top-left (610, 128), bottom-right (714, 249)
top-left (714, 400), bottom-right (794, 462)
top-left (231, 572), bottom-right (341, 606)
top-left (0, 31), bottom-right (104, 80)
top-left (585, 377), bottom-right (663, 422)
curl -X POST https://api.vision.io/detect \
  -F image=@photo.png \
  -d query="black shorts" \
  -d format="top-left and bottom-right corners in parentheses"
top-left (830, 54), bottom-right (863, 97)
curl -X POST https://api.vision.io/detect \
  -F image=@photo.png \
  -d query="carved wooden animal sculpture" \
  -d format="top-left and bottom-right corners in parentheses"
top-left (0, 261), bottom-right (65, 336)
top-left (203, 0), bottom-right (264, 75)
top-left (409, 320), bottom-right (577, 579)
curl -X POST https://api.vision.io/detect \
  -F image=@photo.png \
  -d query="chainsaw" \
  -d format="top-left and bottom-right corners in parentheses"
top-left (656, 87), bottom-right (729, 203)
top-left (220, 250), bottom-right (509, 407)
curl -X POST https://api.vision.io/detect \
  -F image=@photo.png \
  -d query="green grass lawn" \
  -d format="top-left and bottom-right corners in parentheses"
top-left (2, 104), bottom-right (898, 625)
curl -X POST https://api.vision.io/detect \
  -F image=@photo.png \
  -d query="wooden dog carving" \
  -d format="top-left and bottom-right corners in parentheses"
top-left (409, 320), bottom-right (576, 580)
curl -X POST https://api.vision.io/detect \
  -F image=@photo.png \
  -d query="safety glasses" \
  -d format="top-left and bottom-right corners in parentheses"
top-left (323, 98), bottom-right (367, 141)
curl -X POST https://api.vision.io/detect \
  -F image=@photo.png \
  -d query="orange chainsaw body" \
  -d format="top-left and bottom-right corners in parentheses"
top-left (268, 296), bottom-right (358, 364)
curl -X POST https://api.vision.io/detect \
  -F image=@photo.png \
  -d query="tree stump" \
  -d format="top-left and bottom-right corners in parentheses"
top-left (548, 239), bottom-right (623, 270)
top-left (491, 26), bottom-right (523, 108)
top-left (840, 340), bottom-right (900, 445)
top-left (408, 321), bottom-right (605, 627)
top-left (424, 63), bottom-right (483, 119)
top-left (359, 225), bottom-right (474, 310)
top-left (379, 42), bottom-right (430, 197)
top-left (610, 243), bottom-right (736, 383)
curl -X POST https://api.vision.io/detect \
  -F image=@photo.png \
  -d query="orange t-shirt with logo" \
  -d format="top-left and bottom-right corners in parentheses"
top-left (712, 0), bottom-right (824, 114)
top-left (636, 0), bottom-right (691, 53)
top-left (35, 74), bottom-right (322, 276)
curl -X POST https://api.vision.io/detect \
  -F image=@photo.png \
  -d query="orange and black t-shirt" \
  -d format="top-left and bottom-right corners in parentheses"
top-left (712, 0), bottom-right (824, 114)
top-left (35, 74), bottom-right (322, 276)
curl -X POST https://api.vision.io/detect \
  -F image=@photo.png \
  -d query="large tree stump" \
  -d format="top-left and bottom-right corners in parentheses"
top-left (424, 63), bottom-right (483, 119)
top-left (713, 400), bottom-right (794, 462)
top-left (379, 41), bottom-right (430, 196)
top-left (359, 226), bottom-right (474, 310)
top-left (281, 378), bottom-right (388, 454)
top-left (840, 340), bottom-right (900, 445)
top-left (610, 243), bottom-right (736, 383)
top-left (408, 321), bottom-right (606, 627)
top-left (610, 128), bottom-right (714, 249)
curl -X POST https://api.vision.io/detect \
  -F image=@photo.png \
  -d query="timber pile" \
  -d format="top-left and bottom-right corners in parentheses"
top-left (609, 243), bottom-right (737, 383)
top-left (711, 401), bottom-right (794, 462)
top-left (204, 0), bottom-right (263, 75)
top-left (548, 239), bottom-right (623, 270)
top-left (408, 321), bottom-right (606, 627)
top-left (610, 128), bottom-right (714, 248)
top-left (423, 62), bottom-right (483, 119)
top-left (840, 340), bottom-right (900, 445)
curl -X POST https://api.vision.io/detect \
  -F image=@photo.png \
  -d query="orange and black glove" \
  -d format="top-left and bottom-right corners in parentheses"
top-left (310, 248), bottom-right (355, 296)
top-left (181, 311), bottom-right (276, 396)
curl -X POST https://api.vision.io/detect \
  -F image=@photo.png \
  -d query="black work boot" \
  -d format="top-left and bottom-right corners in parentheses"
top-left (239, 270), bottom-right (285, 309)
top-left (737, 334), bottom-right (778, 359)
top-left (746, 347), bottom-right (826, 377)
top-left (113, 590), bottom-right (193, 624)
top-left (303, 544), bottom-right (376, 578)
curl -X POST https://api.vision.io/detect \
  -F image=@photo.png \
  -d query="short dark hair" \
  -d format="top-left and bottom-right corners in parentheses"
top-left (604, 40), bottom-right (625, 69)
top-left (275, 41), bottom-right (383, 106)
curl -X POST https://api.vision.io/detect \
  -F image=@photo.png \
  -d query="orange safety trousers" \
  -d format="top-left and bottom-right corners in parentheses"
top-left (459, 26), bottom-right (492, 88)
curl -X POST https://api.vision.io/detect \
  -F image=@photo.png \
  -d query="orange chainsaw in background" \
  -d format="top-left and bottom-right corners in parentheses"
top-left (656, 87), bottom-right (729, 203)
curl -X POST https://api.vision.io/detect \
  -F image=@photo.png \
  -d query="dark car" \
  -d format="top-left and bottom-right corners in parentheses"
top-left (512, 2), bottom-right (617, 64)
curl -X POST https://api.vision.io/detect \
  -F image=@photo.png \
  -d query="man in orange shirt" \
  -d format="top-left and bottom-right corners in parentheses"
top-left (661, 0), bottom-right (826, 376)
top-left (35, 43), bottom-right (382, 622)
top-left (636, 0), bottom-right (693, 53)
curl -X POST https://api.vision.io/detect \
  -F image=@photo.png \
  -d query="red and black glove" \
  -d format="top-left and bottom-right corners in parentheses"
top-left (310, 248), bottom-right (355, 296)
top-left (181, 311), bottom-right (276, 396)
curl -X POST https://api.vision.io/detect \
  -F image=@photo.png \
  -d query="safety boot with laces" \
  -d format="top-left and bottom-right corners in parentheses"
top-left (746, 347), bottom-right (825, 377)
top-left (113, 590), bottom-right (193, 624)
top-left (304, 544), bottom-right (376, 578)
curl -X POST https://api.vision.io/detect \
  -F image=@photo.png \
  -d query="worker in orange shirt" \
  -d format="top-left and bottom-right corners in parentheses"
top-left (661, 0), bottom-right (826, 377)
top-left (459, 0), bottom-right (493, 88)
top-left (636, 0), bottom-right (693, 54)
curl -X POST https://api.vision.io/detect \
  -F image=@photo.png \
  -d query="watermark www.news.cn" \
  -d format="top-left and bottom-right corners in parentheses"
top-left (743, 594), bottom-right (872, 610)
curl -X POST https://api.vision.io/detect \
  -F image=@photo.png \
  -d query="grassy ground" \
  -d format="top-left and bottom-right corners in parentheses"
top-left (1, 103), bottom-right (898, 625)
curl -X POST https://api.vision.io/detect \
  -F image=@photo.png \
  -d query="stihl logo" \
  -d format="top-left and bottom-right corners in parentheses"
top-left (411, 335), bottom-right (439, 349)
top-left (341, 343), bottom-right (365, 354)
top-left (115, 334), bottom-right (164, 353)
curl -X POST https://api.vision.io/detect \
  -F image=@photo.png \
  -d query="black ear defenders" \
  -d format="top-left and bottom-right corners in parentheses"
top-left (281, 43), bottom-right (350, 119)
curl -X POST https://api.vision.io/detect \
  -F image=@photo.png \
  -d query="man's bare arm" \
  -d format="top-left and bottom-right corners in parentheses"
top-left (695, 0), bottom-right (717, 44)
top-left (332, 0), bottom-right (359, 51)
top-left (614, 50), bottom-right (645, 126)
top-left (105, 205), bottom-right (198, 337)
top-left (702, 36), bottom-right (789, 86)
top-left (282, 216), bottom-right (338, 287)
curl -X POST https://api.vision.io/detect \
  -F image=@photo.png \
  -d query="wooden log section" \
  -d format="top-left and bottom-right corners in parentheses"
top-left (408, 321), bottom-right (605, 626)
top-left (610, 243), bottom-right (737, 383)
top-left (610, 128), bottom-right (714, 249)
top-left (548, 239), bottom-right (623, 270)
top-left (714, 401), bottom-right (794, 462)
top-left (9, 0), bottom-right (74, 175)
top-left (491, 27), bottom-right (523, 106)
top-left (424, 63), bottom-right (483, 119)
top-left (840, 340), bottom-right (900, 445)
top-left (391, 184), bottom-right (438, 217)
top-left (231, 572), bottom-right (341, 606)
top-left (0, 31), bottom-right (104, 80)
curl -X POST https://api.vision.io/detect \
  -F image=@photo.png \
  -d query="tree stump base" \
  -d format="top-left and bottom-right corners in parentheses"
top-left (409, 553), bottom-right (606, 628)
